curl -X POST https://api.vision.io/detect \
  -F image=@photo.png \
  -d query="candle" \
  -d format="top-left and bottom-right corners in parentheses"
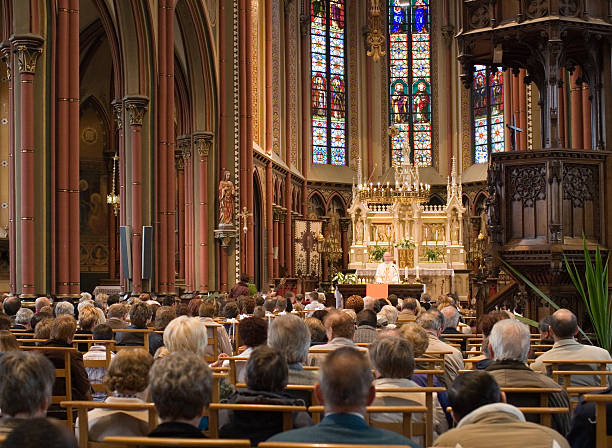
top-left (404, 266), bottom-right (408, 279)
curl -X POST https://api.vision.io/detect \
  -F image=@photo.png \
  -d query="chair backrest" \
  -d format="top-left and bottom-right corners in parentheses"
top-left (583, 394), bottom-right (612, 448)
top-left (206, 403), bottom-right (307, 438)
top-left (204, 323), bottom-right (221, 363)
top-left (500, 387), bottom-right (567, 427)
top-left (226, 356), bottom-right (249, 385)
top-left (259, 444), bottom-right (410, 448)
top-left (81, 342), bottom-right (115, 394)
top-left (102, 436), bottom-right (251, 447)
top-left (112, 329), bottom-right (151, 352)
top-left (61, 400), bottom-right (158, 448)
top-left (543, 360), bottom-right (612, 396)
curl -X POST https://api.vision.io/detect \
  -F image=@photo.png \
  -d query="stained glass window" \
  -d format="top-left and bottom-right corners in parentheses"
top-left (472, 65), bottom-right (505, 163)
top-left (388, 0), bottom-right (432, 167)
top-left (311, 0), bottom-right (346, 165)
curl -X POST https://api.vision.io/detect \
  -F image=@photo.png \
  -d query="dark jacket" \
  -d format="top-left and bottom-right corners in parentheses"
top-left (229, 282), bottom-right (250, 299)
top-left (486, 360), bottom-right (571, 436)
top-left (40, 339), bottom-right (92, 401)
top-left (219, 389), bottom-right (313, 446)
top-left (115, 325), bottom-right (161, 356)
top-left (567, 387), bottom-right (612, 448)
top-left (149, 421), bottom-right (205, 445)
top-left (441, 327), bottom-right (466, 351)
top-left (266, 413), bottom-right (419, 446)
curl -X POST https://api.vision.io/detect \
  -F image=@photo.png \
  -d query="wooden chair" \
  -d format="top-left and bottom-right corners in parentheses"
top-left (103, 437), bottom-right (251, 447)
top-left (80, 341), bottom-right (116, 395)
top-left (308, 405), bottom-right (427, 439)
top-left (60, 400), bottom-right (158, 448)
top-left (22, 346), bottom-right (75, 427)
top-left (17, 338), bottom-right (50, 346)
top-left (375, 386), bottom-right (445, 447)
top-left (225, 356), bottom-right (249, 385)
top-left (259, 444), bottom-right (412, 448)
top-left (206, 403), bottom-right (307, 438)
top-left (583, 394), bottom-right (612, 448)
top-left (413, 369), bottom-right (445, 387)
top-left (204, 323), bottom-right (222, 364)
top-left (543, 360), bottom-right (612, 399)
top-left (112, 329), bottom-right (151, 353)
top-left (500, 387), bottom-right (568, 428)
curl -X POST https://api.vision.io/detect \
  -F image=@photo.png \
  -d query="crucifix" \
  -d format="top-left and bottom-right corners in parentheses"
top-left (506, 114), bottom-right (523, 151)
top-left (237, 207), bottom-right (252, 234)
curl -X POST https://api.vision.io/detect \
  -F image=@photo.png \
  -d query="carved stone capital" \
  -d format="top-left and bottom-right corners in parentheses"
top-left (123, 96), bottom-right (149, 127)
top-left (10, 35), bottom-right (44, 75)
top-left (177, 135), bottom-right (192, 160)
top-left (193, 131), bottom-right (214, 158)
top-left (111, 99), bottom-right (123, 130)
top-left (339, 217), bottom-right (351, 233)
top-left (0, 41), bottom-right (12, 81)
top-left (175, 149), bottom-right (185, 170)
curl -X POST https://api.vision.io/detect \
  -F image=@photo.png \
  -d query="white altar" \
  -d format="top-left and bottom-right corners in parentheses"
top-left (348, 153), bottom-right (468, 300)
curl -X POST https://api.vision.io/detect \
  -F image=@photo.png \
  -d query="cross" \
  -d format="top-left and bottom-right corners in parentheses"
top-left (506, 114), bottom-right (523, 152)
top-left (237, 207), bottom-right (252, 234)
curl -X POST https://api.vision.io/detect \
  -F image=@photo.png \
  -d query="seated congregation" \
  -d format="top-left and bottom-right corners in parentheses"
top-left (0, 291), bottom-right (610, 448)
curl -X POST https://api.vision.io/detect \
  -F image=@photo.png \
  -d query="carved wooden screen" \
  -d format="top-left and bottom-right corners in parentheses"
top-left (562, 164), bottom-right (600, 240)
top-left (506, 164), bottom-right (548, 240)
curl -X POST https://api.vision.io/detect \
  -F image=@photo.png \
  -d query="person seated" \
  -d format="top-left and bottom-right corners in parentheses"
top-left (304, 317), bottom-right (327, 345)
top-left (229, 274), bottom-right (251, 299)
top-left (267, 347), bottom-right (419, 446)
top-left (268, 314), bottom-right (318, 386)
top-left (3, 418), bottom-right (78, 448)
top-left (219, 346), bottom-right (313, 445)
top-left (159, 315), bottom-right (209, 359)
top-left (77, 348), bottom-right (153, 441)
top-left (354, 310), bottom-right (378, 344)
top-left (35, 296), bottom-right (51, 313)
top-left (41, 315), bottom-right (92, 404)
top-left (308, 310), bottom-right (366, 366)
top-left (370, 336), bottom-right (448, 446)
top-left (148, 351), bottom-right (212, 439)
top-left (531, 309), bottom-right (612, 387)
top-left (440, 306), bottom-right (466, 351)
top-left (345, 295), bottom-right (364, 314)
top-left (398, 297), bottom-right (419, 322)
top-left (75, 305), bottom-right (104, 352)
top-left (199, 300), bottom-right (233, 356)
top-left (3, 297), bottom-right (21, 326)
top-left (13, 307), bottom-right (33, 330)
top-left (106, 303), bottom-right (129, 330)
top-left (486, 319), bottom-right (571, 435)
top-left (115, 302), bottom-right (159, 356)
top-left (567, 386), bottom-right (611, 448)
top-left (0, 314), bottom-right (11, 331)
top-left (237, 295), bottom-right (256, 315)
top-left (54, 300), bottom-right (75, 317)
top-left (433, 371), bottom-right (570, 447)
top-left (538, 315), bottom-right (554, 345)
top-left (416, 310), bottom-right (464, 388)
top-left (292, 294), bottom-right (305, 312)
top-left (377, 305), bottom-right (399, 329)
top-left (304, 291), bottom-right (325, 316)
top-left (0, 331), bottom-right (19, 354)
top-left (0, 351), bottom-right (55, 436)
top-left (83, 323), bottom-right (116, 401)
top-left (273, 297), bottom-right (290, 315)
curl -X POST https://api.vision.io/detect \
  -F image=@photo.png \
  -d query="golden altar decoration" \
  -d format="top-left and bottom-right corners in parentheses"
top-left (348, 147), bottom-right (468, 299)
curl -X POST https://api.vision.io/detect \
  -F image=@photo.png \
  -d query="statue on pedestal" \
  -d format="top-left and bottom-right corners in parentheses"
top-left (218, 170), bottom-right (235, 229)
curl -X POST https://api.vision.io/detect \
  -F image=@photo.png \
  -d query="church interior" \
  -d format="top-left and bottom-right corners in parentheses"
top-left (0, 0), bottom-right (611, 447)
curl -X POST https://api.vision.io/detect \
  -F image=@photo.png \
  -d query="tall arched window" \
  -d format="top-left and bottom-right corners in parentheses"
top-left (473, 65), bottom-right (505, 163)
top-left (388, 0), bottom-right (432, 167)
top-left (311, 0), bottom-right (346, 166)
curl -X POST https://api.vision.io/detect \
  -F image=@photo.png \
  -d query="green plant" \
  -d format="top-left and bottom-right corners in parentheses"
top-left (425, 247), bottom-right (443, 262)
top-left (395, 237), bottom-right (416, 250)
top-left (370, 245), bottom-right (386, 262)
top-left (564, 236), bottom-right (611, 353)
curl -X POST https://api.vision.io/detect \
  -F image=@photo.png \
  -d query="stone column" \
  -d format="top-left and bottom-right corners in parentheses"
top-left (166, 0), bottom-right (176, 294)
top-left (570, 67), bottom-right (583, 149)
top-left (284, 172), bottom-right (292, 275)
top-left (278, 208), bottom-right (286, 275)
top-left (112, 99), bottom-right (126, 291)
top-left (195, 132), bottom-right (213, 292)
top-left (175, 148), bottom-right (185, 281)
top-left (582, 83), bottom-right (592, 149)
top-left (181, 136), bottom-right (194, 291)
top-left (266, 160), bottom-right (274, 282)
top-left (340, 217), bottom-right (351, 270)
top-left (124, 96), bottom-right (148, 294)
top-left (12, 36), bottom-right (43, 298)
top-left (273, 206), bottom-right (280, 278)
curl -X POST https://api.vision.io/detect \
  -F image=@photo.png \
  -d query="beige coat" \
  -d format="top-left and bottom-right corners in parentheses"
top-left (75, 397), bottom-right (150, 442)
top-left (424, 333), bottom-right (464, 388)
top-left (433, 403), bottom-right (570, 448)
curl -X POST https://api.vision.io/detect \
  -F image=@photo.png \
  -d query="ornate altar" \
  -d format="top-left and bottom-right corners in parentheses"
top-left (348, 150), bottom-right (468, 299)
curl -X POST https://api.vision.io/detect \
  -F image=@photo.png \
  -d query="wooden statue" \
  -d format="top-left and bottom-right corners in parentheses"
top-left (218, 170), bottom-right (235, 228)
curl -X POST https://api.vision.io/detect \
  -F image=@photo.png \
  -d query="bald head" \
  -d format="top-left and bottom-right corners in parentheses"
top-left (318, 347), bottom-right (374, 414)
top-left (550, 308), bottom-right (578, 340)
top-left (35, 297), bottom-right (51, 312)
top-left (441, 306), bottom-right (459, 329)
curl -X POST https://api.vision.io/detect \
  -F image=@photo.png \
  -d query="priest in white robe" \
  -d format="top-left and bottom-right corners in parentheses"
top-left (375, 251), bottom-right (401, 284)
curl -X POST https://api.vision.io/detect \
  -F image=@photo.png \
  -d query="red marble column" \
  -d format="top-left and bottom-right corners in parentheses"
top-left (176, 150), bottom-right (185, 281)
top-left (12, 37), bottom-right (43, 298)
top-left (503, 68), bottom-right (512, 152)
top-left (570, 67), bottom-right (583, 149)
top-left (278, 209), bottom-right (285, 275)
top-left (245, 0), bottom-right (254, 279)
top-left (0, 44), bottom-right (16, 294)
top-left (273, 207), bottom-right (279, 278)
top-left (512, 70), bottom-right (520, 149)
top-left (266, 161), bottom-right (273, 282)
top-left (157, 0), bottom-right (169, 294)
top-left (558, 69), bottom-right (567, 148)
top-left (239, 0), bottom-right (248, 274)
top-left (68, 0), bottom-right (80, 296)
top-left (112, 100), bottom-right (127, 291)
top-left (518, 69), bottom-right (527, 151)
top-left (125, 96), bottom-right (148, 294)
top-left (582, 83), bottom-right (592, 149)
top-left (284, 172), bottom-right (292, 276)
top-left (195, 132), bottom-right (212, 292)
top-left (181, 137), bottom-right (194, 291)
top-left (166, 0), bottom-right (177, 294)
top-left (218, 0), bottom-right (229, 291)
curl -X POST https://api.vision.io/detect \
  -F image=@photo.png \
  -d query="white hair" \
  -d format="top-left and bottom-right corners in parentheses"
top-left (441, 306), bottom-right (460, 329)
top-left (489, 319), bottom-right (531, 363)
top-left (77, 299), bottom-right (94, 313)
top-left (15, 308), bottom-right (34, 326)
top-left (80, 292), bottom-right (92, 302)
top-left (55, 301), bottom-right (74, 316)
top-left (363, 296), bottom-right (377, 311)
top-left (379, 305), bottom-right (398, 325)
top-left (163, 316), bottom-right (208, 356)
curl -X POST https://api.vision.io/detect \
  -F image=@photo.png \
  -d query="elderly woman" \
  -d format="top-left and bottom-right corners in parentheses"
top-left (76, 305), bottom-right (105, 351)
top-left (219, 346), bottom-right (312, 445)
top-left (0, 331), bottom-right (19, 353)
top-left (304, 317), bottom-right (326, 345)
top-left (377, 304), bottom-right (399, 329)
top-left (157, 315), bottom-right (208, 359)
top-left (268, 314), bottom-right (317, 385)
top-left (76, 348), bottom-right (153, 441)
top-left (369, 336), bottom-right (448, 446)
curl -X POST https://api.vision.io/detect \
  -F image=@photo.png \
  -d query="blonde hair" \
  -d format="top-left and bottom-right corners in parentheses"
top-left (163, 316), bottom-right (208, 356)
top-left (78, 305), bottom-right (103, 331)
top-left (399, 323), bottom-right (430, 357)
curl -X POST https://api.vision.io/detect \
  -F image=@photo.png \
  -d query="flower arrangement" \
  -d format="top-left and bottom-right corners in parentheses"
top-left (370, 245), bottom-right (386, 262)
top-left (332, 272), bottom-right (357, 285)
top-left (425, 247), bottom-right (444, 262)
top-left (394, 237), bottom-right (416, 249)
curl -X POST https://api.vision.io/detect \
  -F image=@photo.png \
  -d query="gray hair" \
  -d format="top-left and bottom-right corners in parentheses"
top-left (320, 347), bottom-right (373, 410)
top-left (441, 306), bottom-right (460, 329)
top-left (34, 297), bottom-right (50, 311)
top-left (363, 296), bottom-right (377, 311)
top-left (268, 314), bottom-right (310, 364)
top-left (15, 308), bottom-right (34, 326)
top-left (489, 319), bottom-right (531, 363)
top-left (0, 351), bottom-right (55, 416)
top-left (369, 336), bottom-right (414, 378)
top-left (77, 299), bottom-right (94, 313)
top-left (379, 305), bottom-right (398, 325)
top-left (54, 301), bottom-right (74, 317)
top-left (416, 310), bottom-right (444, 332)
top-left (149, 351), bottom-right (213, 421)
